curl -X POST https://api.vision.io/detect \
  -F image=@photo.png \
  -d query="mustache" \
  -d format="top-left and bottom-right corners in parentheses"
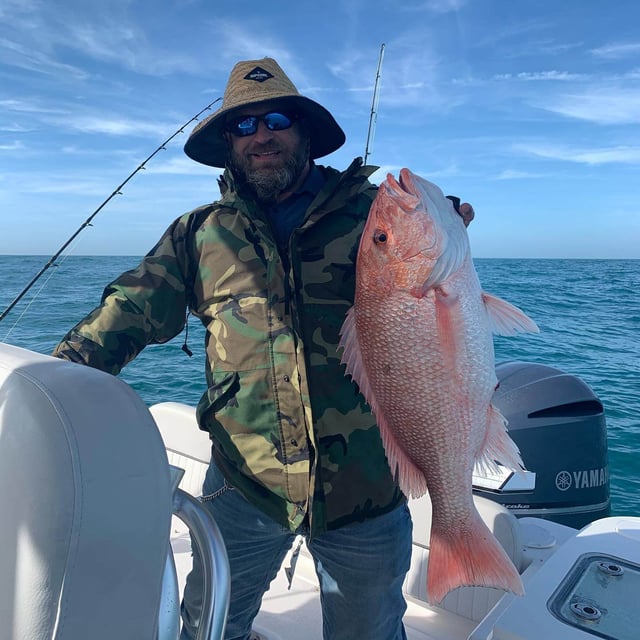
top-left (245, 141), bottom-right (282, 154)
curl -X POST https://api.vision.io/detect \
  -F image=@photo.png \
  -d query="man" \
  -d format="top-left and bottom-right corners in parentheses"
top-left (53, 57), bottom-right (473, 640)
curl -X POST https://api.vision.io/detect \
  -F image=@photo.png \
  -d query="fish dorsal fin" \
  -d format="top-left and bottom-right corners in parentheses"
top-left (482, 292), bottom-right (540, 336)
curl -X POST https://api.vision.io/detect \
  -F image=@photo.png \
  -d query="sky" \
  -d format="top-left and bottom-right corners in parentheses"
top-left (1, 0), bottom-right (639, 259)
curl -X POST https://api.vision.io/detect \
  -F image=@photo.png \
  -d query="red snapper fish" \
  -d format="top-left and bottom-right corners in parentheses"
top-left (339, 168), bottom-right (539, 604)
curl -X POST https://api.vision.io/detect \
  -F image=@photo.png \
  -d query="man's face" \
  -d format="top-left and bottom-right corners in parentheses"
top-left (225, 101), bottom-right (310, 204)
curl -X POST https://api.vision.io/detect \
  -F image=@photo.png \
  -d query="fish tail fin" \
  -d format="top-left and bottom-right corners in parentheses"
top-left (427, 513), bottom-right (525, 604)
top-left (476, 403), bottom-right (524, 475)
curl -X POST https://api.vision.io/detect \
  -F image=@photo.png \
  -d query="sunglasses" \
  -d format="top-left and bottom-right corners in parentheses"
top-left (224, 112), bottom-right (299, 137)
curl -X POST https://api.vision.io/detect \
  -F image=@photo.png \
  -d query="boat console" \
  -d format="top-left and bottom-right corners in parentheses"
top-left (471, 517), bottom-right (640, 640)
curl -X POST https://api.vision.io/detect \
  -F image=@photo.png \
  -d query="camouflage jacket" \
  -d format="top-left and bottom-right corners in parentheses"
top-left (53, 157), bottom-right (404, 536)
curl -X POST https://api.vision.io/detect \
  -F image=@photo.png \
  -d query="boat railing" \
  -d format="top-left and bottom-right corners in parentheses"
top-left (158, 465), bottom-right (231, 640)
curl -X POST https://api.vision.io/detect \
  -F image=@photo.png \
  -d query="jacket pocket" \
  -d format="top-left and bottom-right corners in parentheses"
top-left (197, 370), bottom-right (241, 423)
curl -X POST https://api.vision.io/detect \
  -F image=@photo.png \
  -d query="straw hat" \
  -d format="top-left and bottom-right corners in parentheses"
top-left (184, 57), bottom-right (346, 168)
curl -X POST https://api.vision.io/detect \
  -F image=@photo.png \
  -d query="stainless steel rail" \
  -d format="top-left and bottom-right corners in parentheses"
top-left (158, 466), bottom-right (230, 640)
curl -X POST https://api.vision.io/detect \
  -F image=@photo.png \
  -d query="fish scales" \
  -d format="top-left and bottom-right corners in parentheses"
top-left (340, 168), bottom-right (539, 603)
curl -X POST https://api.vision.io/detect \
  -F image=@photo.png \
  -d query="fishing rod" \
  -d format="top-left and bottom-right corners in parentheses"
top-left (364, 43), bottom-right (385, 165)
top-left (0, 97), bottom-right (222, 324)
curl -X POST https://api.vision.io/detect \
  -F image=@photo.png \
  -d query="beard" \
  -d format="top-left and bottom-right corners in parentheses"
top-left (228, 137), bottom-right (310, 204)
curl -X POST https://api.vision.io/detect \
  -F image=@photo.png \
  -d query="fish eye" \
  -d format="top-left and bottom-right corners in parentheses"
top-left (373, 229), bottom-right (388, 245)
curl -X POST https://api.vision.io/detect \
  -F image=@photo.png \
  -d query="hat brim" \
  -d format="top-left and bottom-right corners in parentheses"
top-left (184, 95), bottom-right (346, 168)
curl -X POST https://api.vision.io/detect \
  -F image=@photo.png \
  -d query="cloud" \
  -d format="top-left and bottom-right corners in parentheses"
top-left (0, 99), bottom-right (67, 115)
top-left (0, 141), bottom-right (25, 151)
top-left (63, 22), bottom-right (202, 77)
top-left (368, 164), bottom-right (404, 184)
top-left (0, 35), bottom-right (89, 79)
top-left (0, 170), bottom-right (111, 197)
top-left (27, 178), bottom-right (112, 196)
top-left (144, 156), bottom-right (220, 176)
top-left (514, 142), bottom-right (640, 165)
top-left (0, 3), bottom-right (203, 79)
top-left (62, 115), bottom-right (172, 137)
top-left (537, 87), bottom-right (640, 124)
top-left (0, 94), bottom-right (219, 159)
top-left (591, 42), bottom-right (640, 60)
top-left (197, 18), bottom-right (301, 79)
top-left (401, 0), bottom-right (469, 13)
top-left (332, 31), bottom-right (466, 112)
top-left (494, 70), bottom-right (588, 81)
top-left (370, 164), bottom-right (461, 184)
top-left (494, 169), bottom-right (544, 180)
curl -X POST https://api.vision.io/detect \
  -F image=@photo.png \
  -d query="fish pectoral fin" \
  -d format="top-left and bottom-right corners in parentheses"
top-left (482, 292), bottom-right (540, 336)
top-left (433, 285), bottom-right (464, 372)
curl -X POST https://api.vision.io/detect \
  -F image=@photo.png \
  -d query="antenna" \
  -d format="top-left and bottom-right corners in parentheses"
top-left (364, 43), bottom-right (385, 165)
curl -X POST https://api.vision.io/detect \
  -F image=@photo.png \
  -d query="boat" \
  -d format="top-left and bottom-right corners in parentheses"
top-left (1, 339), bottom-right (638, 640)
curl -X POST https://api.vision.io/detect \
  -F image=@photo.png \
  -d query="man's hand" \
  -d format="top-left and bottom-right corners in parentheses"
top-left (446, 196), bottom-right (475, 227)
top-left (458, 202), bottom-right (474, 227)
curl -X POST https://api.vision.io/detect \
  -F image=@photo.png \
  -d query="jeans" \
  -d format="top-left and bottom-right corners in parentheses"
top-left (180, 460), bottom-right (412, 640)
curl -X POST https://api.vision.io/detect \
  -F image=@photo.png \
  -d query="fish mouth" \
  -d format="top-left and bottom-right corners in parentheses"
top-left (383, 171), bottom-right (437, 259)
top-left (384, 171), bottom-right (420, 212)
top-left (398, 168), bottom-right (427, 203)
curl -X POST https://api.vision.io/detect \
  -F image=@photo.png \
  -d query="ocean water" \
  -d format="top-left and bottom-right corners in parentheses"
top-left (1, 255), bottom-right (638, 517)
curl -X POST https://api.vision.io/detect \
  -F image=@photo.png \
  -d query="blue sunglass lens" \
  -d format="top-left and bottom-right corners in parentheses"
top-left (263, 113), bottom-right (293, 131)
top-left (227, 112), bottom-right (296, 137)
top-left (234, 117), bottom-right (258, 135)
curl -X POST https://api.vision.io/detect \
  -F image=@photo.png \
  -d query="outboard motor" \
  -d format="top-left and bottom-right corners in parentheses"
top-left (472, 361), bottom-right (610, 529)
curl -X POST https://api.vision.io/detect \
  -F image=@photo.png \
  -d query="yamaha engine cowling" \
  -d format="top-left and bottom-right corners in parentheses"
top-left (472, 361), bottom-right (610, 529)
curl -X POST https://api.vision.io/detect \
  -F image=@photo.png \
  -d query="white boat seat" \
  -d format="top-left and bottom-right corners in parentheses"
top-left (406, 491), bottom-right (524, 622)
top-left (0, 343), bottom-right (173, 640)
top-left (150, 402), bottom-right (211, 496)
